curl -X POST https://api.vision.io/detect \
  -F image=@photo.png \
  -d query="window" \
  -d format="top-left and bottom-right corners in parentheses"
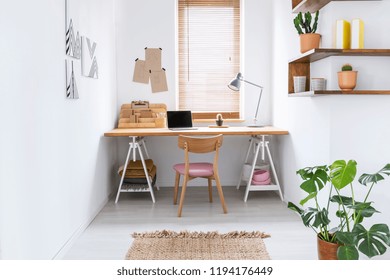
top-left (178, 0), bottom-right (240, 119)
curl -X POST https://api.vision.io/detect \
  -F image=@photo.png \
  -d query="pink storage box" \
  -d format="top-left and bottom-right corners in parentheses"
top-left (251, 169), bottom-right (271, 185)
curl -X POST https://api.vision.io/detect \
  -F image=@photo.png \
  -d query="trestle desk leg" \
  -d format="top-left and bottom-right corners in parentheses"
top-left (137, 142), bottom-right (155, 203)
top-left (265, 140), bottom-right (284, 201)
top-left (115, 140), bottom-right (133, 203)
top-left (244, 137), bottom-right (262, 202)
top-left (236, 137), bottom-right (254, 190)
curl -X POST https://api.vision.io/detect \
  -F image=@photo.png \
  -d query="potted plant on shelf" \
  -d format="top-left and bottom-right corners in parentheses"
top-left (294, 10), bottom-right (320, 53)
top-left (338, 64), bottom-right (358, 92)
top-left (216, 113), bottom-right (224, 126)
top-left (288, 160), bottom-right (390, 260)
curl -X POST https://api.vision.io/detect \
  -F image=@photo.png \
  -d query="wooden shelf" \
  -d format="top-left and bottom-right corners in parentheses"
top-left (290, 1), bottom-right (387, 95)
top-left (292, 0), bottom-right (381, 13)
top-left (289, 48), bottom-right (390, 64)
top-left (288, 49), bottom-right (390, 94)
top-left (289, 90), bottom-right (390, 97)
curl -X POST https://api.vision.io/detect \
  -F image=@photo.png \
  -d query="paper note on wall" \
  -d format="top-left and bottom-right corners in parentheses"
top-left (150, 69), bottom-right (168, 93)
top-left (133, 59), bottom-right (150, 84)
top-left (145, 48), bottom-right (162, 71)
top-left (351, 19), bottom-right (364, 49)
top-left (335, 20), bottom-right (351, 49)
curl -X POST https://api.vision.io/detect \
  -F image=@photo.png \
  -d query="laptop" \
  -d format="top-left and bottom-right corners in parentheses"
top-left (167, 111), bottom-right (198, 130)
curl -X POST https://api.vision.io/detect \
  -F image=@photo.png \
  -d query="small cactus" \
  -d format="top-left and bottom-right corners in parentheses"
top-left (341, 64), bottom-right (353, 71)
top-left (293, 11), bottom-right (319, 35)
top-left (216, 114), bottom-right (223, 121)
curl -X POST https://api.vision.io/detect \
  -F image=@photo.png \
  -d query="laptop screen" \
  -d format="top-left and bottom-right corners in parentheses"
top-left (167, 111), bottom-right (193, 128)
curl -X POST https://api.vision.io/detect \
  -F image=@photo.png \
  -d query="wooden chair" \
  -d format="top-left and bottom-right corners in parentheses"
top-left (173, 134), bottom-right (227, 217)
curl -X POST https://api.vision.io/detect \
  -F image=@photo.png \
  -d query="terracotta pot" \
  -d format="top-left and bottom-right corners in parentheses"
top-left (338, 71), bottom-right (358, 92)
top-left (317, 235), bottom-right (341, 260)
top-left (300, 33), bottom-right (321, 53)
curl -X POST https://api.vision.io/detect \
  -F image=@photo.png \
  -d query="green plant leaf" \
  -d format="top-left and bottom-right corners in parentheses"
top-left (312, 11), bottom-right (319, 33)
top-left (288, 202), bottom-right (322, 229)
top-left (335, 232), bottom-right (356, 245)
top-left (298, 207), bottom-right (330, 229)
top-left (299, 192), bottom-right (317, 205)
top-left (296, 167), bottom-right (314, 180)
top-left (349, 202), bottom-right (379, 218)
top-left (287, 202), bottom-right (303, 215)
top-left (358, 163), bottom-right (390, 186)
top-left (354, 224), bottom-right (390, 258)
top-left (296, 166), bottom-right (327, 179)
top-left (337, 245), bottom-right (359, 260)
top-left (299, 168), bottom-right (328, 194)
top-left (330, 160), bottom-right (357, 190)
top-left (336, 210), bottom-right (347, 218)
top-left (312, 208), bottom-right (331, 228)
top-left (330, 195), bottom-right (354, 206)
top-left (304, 12), bottom-right (312, 32)
top-left (293, 18), bottom-right (303, 35)
top-left (354, 215), bottom-right (364, 224)
top-left (301, 210), bottom-right (315, 227)
top-left (368, 224), bottom-right (390, 245)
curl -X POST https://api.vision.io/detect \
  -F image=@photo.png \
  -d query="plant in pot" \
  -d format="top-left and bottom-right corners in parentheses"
top-left (338, 64), bottom-right (358, 92)
top-left (216, 113), bottom-right (224, 126)
top-left (293, 10), bottom-right (320, 53)
top-left (288, 160), bottom-right (390, 260)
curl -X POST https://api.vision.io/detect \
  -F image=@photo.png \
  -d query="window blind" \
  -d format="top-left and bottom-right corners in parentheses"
top-left (178, 0), bottom-right (240, 118)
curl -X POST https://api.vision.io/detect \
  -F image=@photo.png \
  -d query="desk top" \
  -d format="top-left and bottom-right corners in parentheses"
top-left (104, 126), bottom-right (289, 137)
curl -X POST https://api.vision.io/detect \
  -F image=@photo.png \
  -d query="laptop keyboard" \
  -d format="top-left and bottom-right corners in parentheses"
top-left (169, 127), bottom-right (198, 130)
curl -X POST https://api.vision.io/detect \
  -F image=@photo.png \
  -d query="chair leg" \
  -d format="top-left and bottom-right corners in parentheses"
top-left (208, 178), bottom-right (213, 203)
top-left (214, 175), bottom-right (227, 214)
top-left (173, 172), bottom-right (180, 205)
top-left (177, 176), bottom-right (188, 217)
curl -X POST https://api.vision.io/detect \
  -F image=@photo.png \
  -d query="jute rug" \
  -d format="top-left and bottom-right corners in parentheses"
top-left (125, 230), bottom-right (271, 260)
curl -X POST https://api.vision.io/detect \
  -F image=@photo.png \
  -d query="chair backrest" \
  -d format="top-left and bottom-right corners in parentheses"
top-left (178, 134), bottom-right (223, 154)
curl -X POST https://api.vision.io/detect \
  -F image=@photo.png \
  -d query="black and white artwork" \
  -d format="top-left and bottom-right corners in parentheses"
top-left (81, 36), bottom-right (98, 79)
top-left (65, 59), bottom-right (79, 99)
top-left (65, 0), bottom-right (81, 59)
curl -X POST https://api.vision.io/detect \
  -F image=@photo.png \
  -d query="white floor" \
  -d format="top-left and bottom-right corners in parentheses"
top-left (63, 187), bottom-right (319, 260)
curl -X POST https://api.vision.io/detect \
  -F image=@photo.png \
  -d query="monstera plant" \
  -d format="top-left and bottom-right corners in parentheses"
top-left (288, 160), bottom-right (390, 260)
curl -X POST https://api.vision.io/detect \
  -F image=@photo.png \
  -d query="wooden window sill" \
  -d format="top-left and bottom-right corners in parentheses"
top-left (194, 119), bottom-right (245, 123)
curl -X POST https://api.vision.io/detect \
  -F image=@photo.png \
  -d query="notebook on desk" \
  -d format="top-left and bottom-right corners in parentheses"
top-left (167, 111), bottom-right (198, 130)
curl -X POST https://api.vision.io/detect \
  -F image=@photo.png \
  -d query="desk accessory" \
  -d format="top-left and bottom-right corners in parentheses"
top-left (293, 76), bottom-right (306, 93)
top-left (228, 73), bottom-right (264, 127)
top-left (118, 103), bottom-right (166, 128)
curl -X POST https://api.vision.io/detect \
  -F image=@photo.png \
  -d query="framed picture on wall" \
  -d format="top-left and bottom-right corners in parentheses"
top-left (65, 0), bottom-right (81, 59)
top-left (81, 36), bottom-right (98, 79)
top-left (65, 59), bottom-right (79, 99)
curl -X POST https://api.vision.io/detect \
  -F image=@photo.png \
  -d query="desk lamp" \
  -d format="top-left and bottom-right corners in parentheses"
top-left (228, 72), bottom-right (263, 127)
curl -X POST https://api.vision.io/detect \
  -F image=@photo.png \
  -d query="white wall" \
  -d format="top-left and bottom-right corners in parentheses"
top-left (114, 0), bottom-right (274, 187)
top-left (0, 0), bottom-right (117, 259)
top-left (272, 0), bottom-right (390, 246)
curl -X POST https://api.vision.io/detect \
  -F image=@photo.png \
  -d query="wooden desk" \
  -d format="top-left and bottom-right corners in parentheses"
top-left (104, 126), bottom-right (288, 137)
top-left (104, 126), bottom-right (288, 203)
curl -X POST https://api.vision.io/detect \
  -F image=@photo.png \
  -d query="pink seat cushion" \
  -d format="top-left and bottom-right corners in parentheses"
top-left (173, 162), bottom-right (214, 177)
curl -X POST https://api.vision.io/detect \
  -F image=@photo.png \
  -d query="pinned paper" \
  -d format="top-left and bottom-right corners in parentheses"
top-left (351, 19), bottom-right (364, 49)
top-left (145, 48), bottom-right (162, 71)
top-left (133, 59), bottom-right (150, 84)
top-left (150, 69), bottom-right (168, 93)
top-left (335, 20), bottom-right (351, 49)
